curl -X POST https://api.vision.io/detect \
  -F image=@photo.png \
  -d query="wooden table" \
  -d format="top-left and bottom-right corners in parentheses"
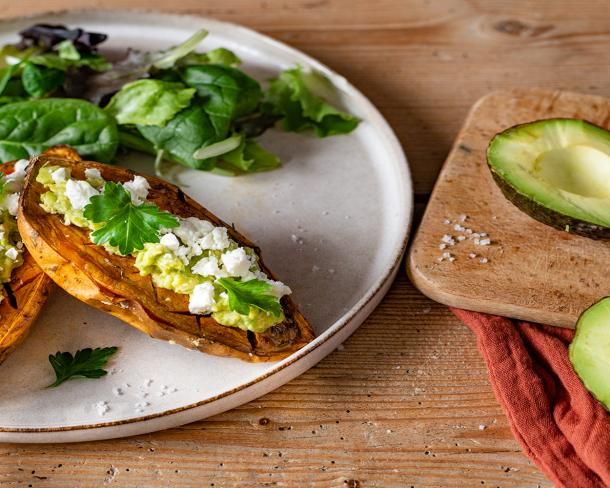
top-left (4, 0), bottom-right (607, 485)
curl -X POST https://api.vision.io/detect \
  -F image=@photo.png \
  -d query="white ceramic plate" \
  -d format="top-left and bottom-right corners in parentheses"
top-left (0, 11), bottom-right (412, 442)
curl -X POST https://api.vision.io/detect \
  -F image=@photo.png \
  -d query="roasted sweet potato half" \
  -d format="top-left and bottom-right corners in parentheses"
top-left (19, 155), bottom-right (315, 362)
top-left (0, 146), bottom-right (80, 364)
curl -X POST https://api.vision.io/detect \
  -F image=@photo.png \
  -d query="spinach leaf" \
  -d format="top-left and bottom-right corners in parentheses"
top-left (21, 62), bottom-right (64, 97)
top-left (105, 79), bottom-right (195, 126)
top-left (216, 138), bottom-right (280, 175)
top-left (265, 66), bottom-right (359, 137)
top-left (137, 105), bottom-right (220, 170)
top-left (0, 98), bottom-right (118, 162)
top-left (181, 64), bottom-right (262, 136)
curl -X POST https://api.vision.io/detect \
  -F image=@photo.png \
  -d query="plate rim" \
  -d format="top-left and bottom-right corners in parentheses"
top-left (0, 9), bottom-right (413, 437)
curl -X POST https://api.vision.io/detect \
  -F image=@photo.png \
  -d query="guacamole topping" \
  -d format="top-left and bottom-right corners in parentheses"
top-left (0, 159), bottom-right (29, 303)
top-left (37, 165), bottom-right (291, 333)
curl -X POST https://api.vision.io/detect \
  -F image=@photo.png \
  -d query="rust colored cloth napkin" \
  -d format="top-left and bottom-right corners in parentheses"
top-left (452, 308), bottom-right (610, 488)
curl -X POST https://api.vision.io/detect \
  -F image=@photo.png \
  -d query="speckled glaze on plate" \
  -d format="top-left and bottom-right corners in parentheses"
top-left (0, 10), bottom-right (412, 442)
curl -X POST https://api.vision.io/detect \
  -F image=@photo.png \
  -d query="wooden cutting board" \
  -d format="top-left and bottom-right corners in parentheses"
top-left (407, 88), bottom-right (610, 328)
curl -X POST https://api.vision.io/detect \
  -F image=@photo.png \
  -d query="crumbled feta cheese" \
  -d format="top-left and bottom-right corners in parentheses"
top-left (123, 175), bottom-right (150, 205)
top-left (442, 252), bottom-right (452, 259)
top-left (479, 238), bottom-right (491, 246)
top-left (480, 257), bottom-right (489, 264)
top-left (457, 235), bottom-right (466, 241)
top-left (51, 167), bottom-right (68, 183)
top-left (439, 243), bottom-right (447, 250)
top-left (159, 232), bottom-right (180, 251)
top-left (200, 227), bottom-right (230, 250)
top-left (189, 282), bottom-right (216, 314)
top-left (221, 248), bottom-right (252, 278)
top-left (85, 168), bottom-right (102, 181)
top-left (468, 253), bottom-right (477, 259)
top-left (5, 247), bottom-right (18, 260)
top-left (5, 193), bottom-right (19, 216)
top-left (192, 255), bottom-right (225, 278)
top-left (453, 224), bottom-right (464, 232)
top-left (267, 279), bottom-right (291, 298)
top-left (6, 159), bottom-right (29, 184)
top-left (65, 179), bottom-right (99, 210)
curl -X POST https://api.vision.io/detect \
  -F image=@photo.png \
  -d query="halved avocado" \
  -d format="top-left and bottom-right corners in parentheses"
top-left (487, 118), bottom-right (610, 238)
top-left (569, 297), bottom-right (610, 410)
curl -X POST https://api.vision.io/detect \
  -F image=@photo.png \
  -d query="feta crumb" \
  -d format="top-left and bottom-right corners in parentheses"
top-left (221, 248), bottom-right (252, 278)
top-left (465, 228), bottom-right (473, 235)
top-left (479, 257), bottom-right (488, 264)
top-left (85, 168), bottom-right (102, 181)
top-left (5, 247), bottom-right (18, 260)
top-left (478, 238), bottom-right (491, 246)
top-left (5, 193), bottom-right (19, 216)
top-left (478, 424), bottom-right (487, 430)
top-left (468, 253), bottom-right (477, 259)
top-left (200, 227), bottom-right (230, 250)
top-left (457, 235), bottom-right (466, 241)
top-left (448, 256), bottom-right (456, 262)
top-left (51, 167), bottom-right (68, 183)
top-left (267, 279), bottom-right (291, 298)
top-left (453, 224), bottom-right (464, 232)
top-left (65, 179), bottom-right (99, 210)
top-left (192, 255), bottom-right (224, 278)
top-left (439, 243), bottom-right (447, 250)
top-left (122, 175), bottom-right (150, 205)
top-left (159, 232), bottom-right (180, 251)
top-left (189, 282), bottom-right (216, 314)
top-left (442, 252), bottom-right (452, 259)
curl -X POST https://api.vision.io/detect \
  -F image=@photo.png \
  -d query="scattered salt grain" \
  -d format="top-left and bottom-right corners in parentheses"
top-left (112, 387), bottom-right (123, 397)
top-left (468, 253), bottom-right (477, 259)
top-left (95, 401), bottom-right (109, 416)
top-left (443, 219), bottom-right (451, 225)
top-left (328, 268), bottom-right (335, 274)
top-left (459, 214), bottom-right (468, 222)
top-left (479, 424), bottom-right (487, 430)
top-left (479, 257), bottom-right (489, 264)
top-left (478, 238), bottom-right (491, 246)
top-left (143, 378), bottom-right (153, 387)
top-left (312, 265), bottom-right (320, 272)
top-left (453, 224), bottom-right (465, 232)
top-left (457, 235), bottom-right (466, 241)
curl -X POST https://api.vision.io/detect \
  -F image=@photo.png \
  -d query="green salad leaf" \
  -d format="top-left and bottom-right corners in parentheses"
top-left (56, 40), bottom-right (80, 61)
top-left (21, 62), bottom-right (64, 97)
top-left (217, 138), bottom-right (280, 175)
top-left (137, 105), bottom-right (220, 170)
top-left (47, 347), bottom-right (118, 388)
top-left (216, 278), bottom-right (282, 317)
top-left (179, 47), bottom-right (241, 67)
top-left (0, 98), bottom-right (119, 163)
top-left (265, 66), bottom-right (359, 137)
top-left (84, 181), bottom-right (179, 255)
top-left (181, 64), bottom-right (262, 136)
top-left (105, 79), bottom-right (195, 126)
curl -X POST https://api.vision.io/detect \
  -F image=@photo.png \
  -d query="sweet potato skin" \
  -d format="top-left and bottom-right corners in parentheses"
top-left (19, 155), bottom-right (315, 362)
top-left (0, 146), bottom-right (82, 364)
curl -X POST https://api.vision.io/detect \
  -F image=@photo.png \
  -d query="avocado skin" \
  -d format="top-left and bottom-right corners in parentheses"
top-left (568, 297), bottom-right (610, 412)
top-left (489, 169), bottom-right (610, 240)
top-left (487, 118), bottom-right (610, 240)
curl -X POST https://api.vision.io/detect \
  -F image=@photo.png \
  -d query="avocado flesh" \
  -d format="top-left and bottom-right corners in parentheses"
top-left (487, 118), bottom-right (610, 238)
top-left (569, 297), bottom-right (610, 410)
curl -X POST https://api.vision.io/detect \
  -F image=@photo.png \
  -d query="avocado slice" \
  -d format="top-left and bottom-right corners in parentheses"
top-left (487, 118), bottom-right (610, 238)
top-left (569, 297), bottom-right (610, 410)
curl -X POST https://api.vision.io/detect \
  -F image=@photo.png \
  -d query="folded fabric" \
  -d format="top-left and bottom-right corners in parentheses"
top-left (452, 308), bottom-right (610, 488)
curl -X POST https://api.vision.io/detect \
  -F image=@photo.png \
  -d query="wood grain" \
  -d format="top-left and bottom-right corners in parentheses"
top-left (408, 88), bottom-right (610, 328)
top-left (5, 0), bottom-right (610, 485)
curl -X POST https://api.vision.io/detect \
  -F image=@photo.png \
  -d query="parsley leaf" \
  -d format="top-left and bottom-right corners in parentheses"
top-left (47, 347), bottom-right (118, 388)
top-left (84, 181), bottom-right (178, 255)
top-left (216, 278), bottom-right (282, 317)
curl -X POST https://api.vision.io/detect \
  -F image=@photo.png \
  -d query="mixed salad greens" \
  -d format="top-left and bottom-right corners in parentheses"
top-left (0, 24), bottom-right (359, 175)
